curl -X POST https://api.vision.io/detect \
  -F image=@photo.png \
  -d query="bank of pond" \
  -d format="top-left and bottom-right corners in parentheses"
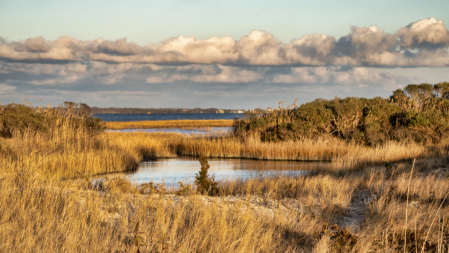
top-left (94, 157), bottom-right (330, 187)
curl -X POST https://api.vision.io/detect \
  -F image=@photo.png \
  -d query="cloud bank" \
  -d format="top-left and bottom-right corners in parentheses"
top-left (1, 18), bottom-right (448, 67)
top-left (0, 18), bottom-right (448, 108)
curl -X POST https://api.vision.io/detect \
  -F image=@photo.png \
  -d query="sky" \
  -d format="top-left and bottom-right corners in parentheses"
top-left (1, 0), bottom-right (449, 109)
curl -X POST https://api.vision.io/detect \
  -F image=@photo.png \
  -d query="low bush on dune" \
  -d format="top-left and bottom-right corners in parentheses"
top-left (0, 103), bottom-right (50, 137)
top-left (234, 82), bottom-right (449, 146)
top-left (0, 102), bottom-right (104, 138)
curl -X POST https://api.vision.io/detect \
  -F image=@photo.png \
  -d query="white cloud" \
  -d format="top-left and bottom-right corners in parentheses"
top-left (29, 75), bottom-right (81, 85)
top-left (0, 83), bottom-right (16, 94)
top-left (397, 18), bottom-right (449, 50)
top-left (1, 18), bottom-right (448, 67)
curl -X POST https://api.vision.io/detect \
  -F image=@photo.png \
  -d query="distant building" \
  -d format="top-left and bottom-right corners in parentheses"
top-left (216, 110), bottom-right (224, 113)
top-left (237, 110), bottom-right (244, 113)
top-left (147, 112), bottom-right (151, 114)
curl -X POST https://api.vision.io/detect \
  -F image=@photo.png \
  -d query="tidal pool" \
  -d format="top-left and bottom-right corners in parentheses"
top-left (102, 157), bottom-right (331, 187)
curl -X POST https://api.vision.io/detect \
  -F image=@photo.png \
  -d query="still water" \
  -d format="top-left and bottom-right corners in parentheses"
top-left (113, 157), bottom-right (330, 187)
top-left (95, 113), bottom-right (243, 122)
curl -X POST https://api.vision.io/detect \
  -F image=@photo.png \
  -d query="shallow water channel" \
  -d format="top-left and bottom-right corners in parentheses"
top-left (100, 157), bottom-right (331, 187)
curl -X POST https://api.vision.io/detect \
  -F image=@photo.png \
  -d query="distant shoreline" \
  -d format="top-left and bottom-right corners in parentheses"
top-left (91, 107), bottom-right (248, 114)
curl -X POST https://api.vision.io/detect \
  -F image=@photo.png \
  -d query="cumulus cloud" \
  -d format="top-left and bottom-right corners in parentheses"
top-left (397, 17), bottom-right (449, 50)
top-left (1, 17), bottom-right (448, 108)
top-left (1, 17), bottom-right (448, 67)
top-left (0, 36), bottom-right (80, 63)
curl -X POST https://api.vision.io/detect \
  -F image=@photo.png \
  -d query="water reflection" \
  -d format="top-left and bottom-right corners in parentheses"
top-left (121, 157), bottom-right (330, 186)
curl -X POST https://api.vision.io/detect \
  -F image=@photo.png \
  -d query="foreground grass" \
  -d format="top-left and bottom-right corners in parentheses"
top-left (0, 157), bottom-right (448, 252)
top-left (105, 119), bottom-right (234, 129)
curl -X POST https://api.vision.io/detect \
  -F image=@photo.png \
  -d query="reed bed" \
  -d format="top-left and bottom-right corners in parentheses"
top-left (106, 132), bottom-right (432, 171)
top-left (0, 128), bottom-right (138, 179)
top-left (106, 119), bottom-right (234, 129)
top-left (0, 124), bottom-right (436, 180)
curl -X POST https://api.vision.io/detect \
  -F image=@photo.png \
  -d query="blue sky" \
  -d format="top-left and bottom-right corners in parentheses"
top-left (1, 0), bottom-right (449, 108)
top-left (2, 0), bottom-right (448, 44)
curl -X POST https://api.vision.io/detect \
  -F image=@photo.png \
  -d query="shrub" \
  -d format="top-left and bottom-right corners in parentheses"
top-left (0, 102), bottom-right (104, 138)
top-left (0, 103), bottom-right (49, 137)
top-left (233, 82), bottom-right (449, 146)
top-left (194, 156), bottom-right (218, 195)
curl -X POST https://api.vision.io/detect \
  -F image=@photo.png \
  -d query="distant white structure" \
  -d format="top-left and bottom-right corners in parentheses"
top-left (216, 110), bottom-right (224, 113)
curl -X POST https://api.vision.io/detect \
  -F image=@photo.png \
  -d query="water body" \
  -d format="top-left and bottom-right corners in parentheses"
top-left (108, 127), bottom-right (232, 135)
top-left (103, 157), bottom-right (330, 187)
top-left (95, 113), bottom-right (243, 122)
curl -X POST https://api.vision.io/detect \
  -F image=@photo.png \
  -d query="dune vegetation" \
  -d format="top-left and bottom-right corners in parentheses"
top-left (0, 83), bottom-right (449, 252)
top-left (234, 82), bottom-right (449, 145)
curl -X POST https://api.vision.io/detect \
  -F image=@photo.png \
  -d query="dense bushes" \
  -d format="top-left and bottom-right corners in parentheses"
top-left (0, 102), bottom-right (104, 138)
top-left (0, 104), bottom-right (50, 137)
top-left (234, 82), bottom-right (449, 145)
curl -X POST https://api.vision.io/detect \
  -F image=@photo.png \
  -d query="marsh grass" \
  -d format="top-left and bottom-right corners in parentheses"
top-left (107, 132), bottom-right (433, 171)
top-left (106, 119), bottom-right (234, 129)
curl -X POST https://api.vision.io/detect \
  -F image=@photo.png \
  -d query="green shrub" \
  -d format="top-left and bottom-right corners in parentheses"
top-left (0, 102), bottom-right (104, 138)
top-left (0, 103), bottom-right (49, 137)
top-left (195, 156), bottom-right (218, 195)
top-left (233, 82), bottom-right (449, 146)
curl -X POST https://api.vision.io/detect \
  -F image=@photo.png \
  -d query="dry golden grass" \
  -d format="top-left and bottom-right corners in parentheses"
top-left (0, 171), bottom-right (324, 252)
top-left (0, 129), bottom-right (137, 179)
top-left (106, 132), bottom-right (431, 170)
top-left (1, 156), bottom-right (448, 252)
top-left (1, 108), bottom-right (449, 252)
top-left (106, 119), bottom-right (234, 129)
top-left (353, 160), bottom-right (449, 252)
top-left (0, 107), bottom-right (143, 179)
